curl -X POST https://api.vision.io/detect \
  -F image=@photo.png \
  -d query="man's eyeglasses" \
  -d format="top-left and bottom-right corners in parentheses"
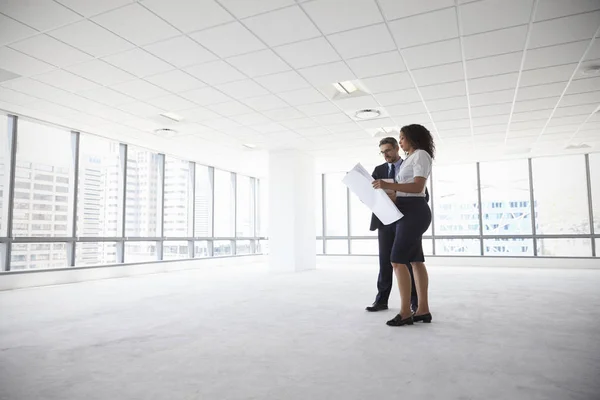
top-left (380, 149), bottom-right (395, 156)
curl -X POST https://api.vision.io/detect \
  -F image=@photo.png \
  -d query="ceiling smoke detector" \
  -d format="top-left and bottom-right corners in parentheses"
top-left (154, 128), bottom-right (177, 137)
top-left (355, 109), bottom-right (381, 120)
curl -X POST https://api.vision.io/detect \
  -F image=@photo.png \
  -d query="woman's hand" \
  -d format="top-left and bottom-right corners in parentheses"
top-left (372, 179), bottom-right (389, 190)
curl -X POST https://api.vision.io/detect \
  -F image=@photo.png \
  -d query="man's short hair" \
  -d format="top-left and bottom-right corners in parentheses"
top-left (379, 137), bottom-right (398, 147)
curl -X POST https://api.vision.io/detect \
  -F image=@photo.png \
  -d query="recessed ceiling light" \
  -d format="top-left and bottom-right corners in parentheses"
top-left (565, 143), bottom-right (591, 149)
top-left (243, 143), bottom-right (256, 149)
top-left (154, 128), bottom-right (177, 137)
top-left (355, 109), bottom-right (381, 119)
top-left (333, 81), bottom-right (357, 94)
top-left (160, 112), bottom-right (182, 122)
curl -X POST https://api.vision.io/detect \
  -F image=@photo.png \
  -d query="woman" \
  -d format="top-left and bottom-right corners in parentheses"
top-left (372, 124), bottom-right (434, 327)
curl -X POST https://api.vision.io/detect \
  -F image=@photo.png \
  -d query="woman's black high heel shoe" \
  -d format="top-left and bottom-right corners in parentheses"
top-left (413, 313), bottom-right (433, 323)
top-left (386, 314), bottom-right (414, 326)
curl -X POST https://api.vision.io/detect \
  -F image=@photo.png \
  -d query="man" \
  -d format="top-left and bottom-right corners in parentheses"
top-left (366, 137), bottom-right (427, 312)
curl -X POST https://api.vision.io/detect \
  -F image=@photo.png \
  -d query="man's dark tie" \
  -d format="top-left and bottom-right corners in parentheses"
top-left (389, 164), bottom-right (395, 182)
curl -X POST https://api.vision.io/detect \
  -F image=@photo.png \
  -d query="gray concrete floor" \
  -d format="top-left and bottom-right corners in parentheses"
top-left (1, 262), bottom-right (599, 400)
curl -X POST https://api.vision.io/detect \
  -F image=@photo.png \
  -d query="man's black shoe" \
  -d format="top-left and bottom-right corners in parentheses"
top-left (366, 304), bottom-right (389, 312)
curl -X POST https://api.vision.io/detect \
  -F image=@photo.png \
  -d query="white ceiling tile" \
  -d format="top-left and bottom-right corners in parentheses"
top-left (375, 88), bottom-right (421, 106)
top-left (0, 68), bottom-right (20, 83)
top-left (402, 38), bottom-right (462, 69)
top-left (205, 100), bottom-right (255, 117)
top-left (361, 72), bottom-right (414, 93)
top-left (218, 0), bottom-right (295, 19)
top-left (184, 60), bottom-right (246, 85)
top-left (312, 112), bottom-right (353, 125)
top-left (55, 0), bottom-right (135, 17)
top-left (226, 49), bottom-right (290, 77)
top-left (513, 97), bottom-right (559, 113)
top-left (281, 118), bottom-right (318, 130)
top-left (386, 101), bottom-right (429, 116)
top-left (425, 96), bottom-right (469, 112)
top-left (516, 82), bottom-right (567, 101)
top-left (190, 22), bottom-right (265, 58)
top-left (0, 0), bottom-right (81, 31)
top-left (567, 77), bottom-right (600, 95)
top-left (378, 0), bottom-right (454, 20)
top-left (242, 94), bottom-right (289, 111)
top-left (297, 101), bottom-right (340, 116)
top-left (145, 94), bottom-right (197, 111)
top-left (472, 114), bottom-right (509, 126)
top-left (298, 61), bottom-right (355, 85)
top-left (92, 3), bottom-right (179, 46)
top-left (333, 95), bottom-right (380, 112)
top-left (177, 106), bottom-right (221, 122)
top-left (435, 119), bottom-right (471, 130)
top-left (117, 101), bottom-right (164, 117)
top-left (111, 79), bottom-right (170, 100)
top-left (463, 25), bottom-right (527, 60)
top-left (460, 0), bottom-right (534, 35)
top-left (553, 104), bottom-right (597, 117)
top-left (357, 117), bottom-right (396, 129)
top-left (303, 0), bottom-right (383, 35)
top-left (547, 115), bottom-right (589, 127)
top-left (274, 37), bottom-right (339, 69)
top-left (328, 24), bottom-right (397, 59)
top-left (468, 73), bottom-right (518, 94)
top-left (229, 112), bottom-right (271, 125)
top-left (529, 11), bottom-right (600, 49)
top-left (510, 109), bottom-right (552, 122)
top-left (254, 70), bottom-right (310, 93)
top-left (65, 59), bottom-right (135, 86)
top-left (420, 81), bottom-right (467, 100)
top-left (296, 126), bottom-right (331, 137)
top-left (523, 41), bottom-right (588, 71)
top-left (243, 6), bottom-right (320, 47)
top-left (49, 20), bottom-right (135, 58)
top-left (251, 122), bottom-right (286, 133)
top-left (277, 87), bottom-right (327, 106)
top-left (144, 69), bottom-right (205, 93)
top-left (584, 39), bottom-right (600, 61)
top-left (469, 89), bottom-right (514, 107)
top-left (327, 122), bottom-right (362, 133)
top-left (0, 87), bottom-right (38, 105)
top-left (519, 64), bottom-right (577, 87)
top-left (32, 69), bottom-right (100, 92)
top-left (144, 36), bottom-right (217, 68)
top-left (536, 0), bottom-right (600, 21)
top-left (79, 86), bottom-right (136, 106)
top-left (180, 87), bottom-right (232, 106)
top-left (216, 79), bottom-right (269, 99)
top-left (1, 78), bottom-right (70, 101)
top-left (510, 119), bottom-right (546, 131)
top-left (472, 124), bottom-right (507, 135)
top-left (0, 13), bottom-right (37, 46)
top-left (412, 62), bottom-right (464, 86)
top-left (262, 107), bottom-right (305, 121)
top-left (560, 92), bottom-right (600, 107)
top-left (103, 48), bottom-right (173, 77)
top-left (389, 8), bottom-right (458, 48)
top-left (0, 46), bottom-right (55, 76)
top-left (470, 103), bottom-right (512, 117)
top-left (10, 34), bottom-right (92, 67)
top-left (121, 116), bottom-right (162, 132)
top-left (346, 51), bottom-right (405, 78)
top-left (201, 118), bottom-right (242, 131)
top-left (466, 52), bottom-right (523, 78)
top-left (141, 0), bottom-right (234, 32)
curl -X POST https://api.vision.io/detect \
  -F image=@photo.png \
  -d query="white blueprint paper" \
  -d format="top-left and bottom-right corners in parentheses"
top-left (342, 163), bottom-right (403, 225)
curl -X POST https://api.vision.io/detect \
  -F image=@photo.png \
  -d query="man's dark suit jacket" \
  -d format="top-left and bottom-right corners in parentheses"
top-left (369, 161), bottom-right (430, 231)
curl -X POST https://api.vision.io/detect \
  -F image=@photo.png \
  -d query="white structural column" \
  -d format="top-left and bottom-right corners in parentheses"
top-left (268, 149), bottom-right (316, 273)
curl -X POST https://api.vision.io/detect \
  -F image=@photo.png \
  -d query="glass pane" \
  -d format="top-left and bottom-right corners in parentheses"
top-left (537, 239), bottom-right (592, 257)
top-left (435, 239), bottom-right (480, 255)
top-left (532, 155), bottom-right (590, 234)
top-left (257, 239), bottom-right (269, 254)
top-left (316, 174), bottom-right (322, 236)
top-left (349, 193), bottom-right (376, 237)
top-left (75, 242), bottom-right (118, 266)
top-left (214, 169), bottom-right (234, 237)
top-left (0, 114), bottom-right (9, 236)
top-left (236, 239), bottom-right (252, 255)
top-left (125, 147), bottom-right (161, 237)
top-left (258, 178), bottom-right (268, 238)
top-left (194, 240), bottom-right (209, 258)
top-left (483, 238), bottom-right (534, 257)
top-left (351, 239), bottom-right (378, 255)
top-left (236, 176), bottom-right (255, 237)
top-left (13, 120), bottom-right (74, 237)
top-left (590, 153), bottom-right (600, 233)
top-left (316, 239), bottom-right (323, 254)
top-left (214, 240), bottom-right (233, 256)
top-left (422, 239), bottom-right (433, 256)
top-left (325, 172), bottom-right (348, 236)
top-left (326, 239), bottom-right (348, 254)
top-left (164, 157), bottom-right (191, 237)
top-left (194, 165), bottom-right (213, 237)
top-left (77, 135), bottom-right (122, 237)
top-left (596, 239), bottom-right (599, 257)
top-left (163, 240), bottom-right (189, 260)
top-left (480, 159), bottom-right (532, 235)
top-left (124, 241), bottom-right (157, 263)
top-left (424, 178), bottom-right (432, 236)
top-left (10, 242), bottom-right (68, 270)
top-left (433, 164), bottom-right (479, 236)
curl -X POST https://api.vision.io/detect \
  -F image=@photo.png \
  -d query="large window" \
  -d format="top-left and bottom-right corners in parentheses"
top-left (236, 175), bottom-right (255, 238)
top-left (258, 178), bottom-right (268, 238)
top-left (325, 172), bottom-right (348, 236)
top-left (590, 153), bottom-right (600, 233)
top-left (163, 157), bottom-right (192, 237)
top-left (214, 169), bottom-right (234, 237)
top-left (125, 147), bottom-right (162, 237)
top-left (194, 165), bottom-right (213, 237)
top-left (77, 135), bottom-right (122, 237)
top-left (12, 120), bottom-right (75, 238)
top-left (0, 114), bottom-right (10, 237)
